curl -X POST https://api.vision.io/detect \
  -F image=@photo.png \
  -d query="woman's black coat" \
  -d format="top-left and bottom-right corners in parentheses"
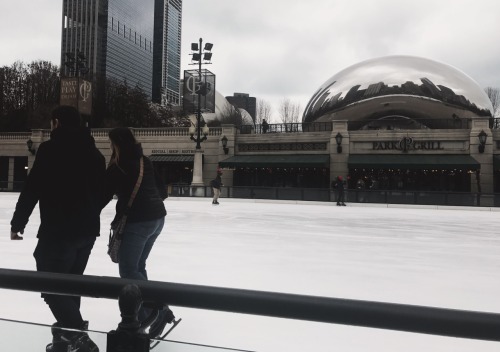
top-left (103, 144), bottom-right (166, 224)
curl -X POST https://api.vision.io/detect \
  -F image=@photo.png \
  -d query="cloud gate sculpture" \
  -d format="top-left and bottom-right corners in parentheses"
top-left (302, 55), bottom-right (493, 130)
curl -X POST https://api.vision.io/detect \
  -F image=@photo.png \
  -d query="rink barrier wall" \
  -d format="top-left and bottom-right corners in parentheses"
top-left (4, 184), bottom-right (500, 208)
top-left (0, 268), bottom-right (499, 343)
top-left (166, 196), bottom-right (500, 212)
top-left (167, 185), bottom-right (500, 208)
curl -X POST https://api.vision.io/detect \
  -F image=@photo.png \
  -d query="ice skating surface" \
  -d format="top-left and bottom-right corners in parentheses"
top-left (0, 193), bottom-right (499, 352)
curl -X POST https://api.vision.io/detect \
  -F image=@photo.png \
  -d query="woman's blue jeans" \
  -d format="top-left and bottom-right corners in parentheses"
top-left (119, 217), bottom-right (165, 322)
top-left (119, 217), bottom-right (165, 281)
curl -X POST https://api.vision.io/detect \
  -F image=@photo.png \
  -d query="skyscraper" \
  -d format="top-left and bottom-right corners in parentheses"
top-left (153, 0), bottom-right (183, 105)
top-left (226, 93), bottom-right (257, 121)
top-left (61, 0), bottom-right (182, 105)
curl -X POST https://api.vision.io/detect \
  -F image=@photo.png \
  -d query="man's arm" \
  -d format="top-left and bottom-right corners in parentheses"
top-left (10, 143), bottom-right (46, 237)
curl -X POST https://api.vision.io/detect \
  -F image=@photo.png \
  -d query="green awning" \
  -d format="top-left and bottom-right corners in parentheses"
top-left (219, 154), bottom-right (330, 168)
top-left (348, 154), bottom-right (480, 170)
top-left (149, 155), bottom-right (194, 163)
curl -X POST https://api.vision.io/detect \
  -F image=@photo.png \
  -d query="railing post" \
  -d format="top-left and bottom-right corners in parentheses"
top-left (107, 284), bottom-right (150, 352)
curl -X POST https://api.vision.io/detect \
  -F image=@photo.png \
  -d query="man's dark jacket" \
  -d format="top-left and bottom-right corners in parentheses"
top-left (11, 126), bottom-right (106, 239)
top-left (211, 174), bottom-right (222, 189)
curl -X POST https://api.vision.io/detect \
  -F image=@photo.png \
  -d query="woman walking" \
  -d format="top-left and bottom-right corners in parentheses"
top-left (103, 127), bottom-right (174, 338)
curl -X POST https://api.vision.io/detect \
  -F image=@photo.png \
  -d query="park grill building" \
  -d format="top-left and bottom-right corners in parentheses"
top-left (1, 56), bottom-right (498, 205)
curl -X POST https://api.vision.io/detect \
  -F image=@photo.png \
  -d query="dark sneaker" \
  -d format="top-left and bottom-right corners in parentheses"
top-left (149, 308), bottom-right (175, 338)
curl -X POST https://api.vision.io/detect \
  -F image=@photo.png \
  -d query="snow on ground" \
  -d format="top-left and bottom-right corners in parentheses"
top-left (0, 192), bottom-right (499, 351)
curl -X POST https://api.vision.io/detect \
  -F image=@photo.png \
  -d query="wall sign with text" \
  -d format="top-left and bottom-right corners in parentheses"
top-left (151, 149), bottom-right (196, 154)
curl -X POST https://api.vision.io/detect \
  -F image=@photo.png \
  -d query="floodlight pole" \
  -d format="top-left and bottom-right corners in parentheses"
top-left (190, 38), bottom-right (210, 186)
top-left (196, 37), bottom-right (203, 150)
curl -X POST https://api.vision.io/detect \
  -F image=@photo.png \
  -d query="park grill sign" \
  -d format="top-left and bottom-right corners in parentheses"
top-left (373, 137), bottom-right (444, 152)
top-left (60, 78), bottom-right (92, 115)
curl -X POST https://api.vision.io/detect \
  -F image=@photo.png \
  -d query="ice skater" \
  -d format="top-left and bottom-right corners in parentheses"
top-left (102, 127), bottom-right (175, 339)
top-left (334, 176), bottom-right (346, 206)
top-left (211, 168), bottom-right (223, 204)
top-left (10, 106), bottom-right (105, 352)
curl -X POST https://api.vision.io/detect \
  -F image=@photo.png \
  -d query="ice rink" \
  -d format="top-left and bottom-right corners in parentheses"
top-left (0, 192), bottom-right (499, 351)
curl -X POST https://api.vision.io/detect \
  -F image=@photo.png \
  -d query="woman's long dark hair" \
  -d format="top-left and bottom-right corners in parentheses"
top-left (108, 127), bottom-right (139, 167)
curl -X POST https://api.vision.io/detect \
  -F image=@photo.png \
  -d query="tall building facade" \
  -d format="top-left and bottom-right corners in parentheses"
top-left (226, 93), bottom-right (257, 121)
top-left (153, 0), bottom-right (183, 105)
top-left (61, 0), bottom-right (182, 104)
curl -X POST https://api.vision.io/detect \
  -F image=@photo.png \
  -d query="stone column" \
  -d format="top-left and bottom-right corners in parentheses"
top-left (219, 124), bottom-right (235, 187)
top-left (330, 120), bottom-right (349, 181)
top-left (7, 157), bottom-right (14, 191)
top-left (470, 118), bottom-right (493, 204)
top-left (191, 149), bottom-right (204, 186)
top-left (27, 130), bottom-right (43, 172)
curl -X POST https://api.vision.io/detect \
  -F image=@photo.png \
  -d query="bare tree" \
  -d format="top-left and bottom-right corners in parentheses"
top-left (0, 60), bottom-right (60, 131)
top-left (485, 87), bottom-right (500, 117)
top-left (256, 99), bottom-right (272, 125)
top-left (278, 98), bottom-right (301, 124)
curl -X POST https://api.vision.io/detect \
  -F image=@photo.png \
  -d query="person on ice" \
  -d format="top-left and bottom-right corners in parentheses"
top-left (211, 168), bottom-right (223, 205)
top-left (334, 175), bottom-right (346, 206)
top-left (102, 127), bottom-right (175, 339)
top-left (10, 105), bottom-right (105, 352)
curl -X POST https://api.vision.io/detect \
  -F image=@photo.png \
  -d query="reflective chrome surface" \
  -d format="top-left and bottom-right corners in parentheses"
top-left (303, 56), bottom-right (493, 128)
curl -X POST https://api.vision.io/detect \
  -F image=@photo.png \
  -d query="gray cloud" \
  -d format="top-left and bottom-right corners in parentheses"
top-left (2, 0), bottom-right (499, 117)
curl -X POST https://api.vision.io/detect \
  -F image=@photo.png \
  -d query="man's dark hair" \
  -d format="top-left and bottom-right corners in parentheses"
top-left (51, 106), bottom-right (81, 128)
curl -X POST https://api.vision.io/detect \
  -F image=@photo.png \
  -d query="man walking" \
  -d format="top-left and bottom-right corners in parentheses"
top-left (10, 106), bottom-right (105, 352)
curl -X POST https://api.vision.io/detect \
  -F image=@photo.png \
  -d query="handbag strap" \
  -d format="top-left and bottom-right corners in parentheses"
top-left (126, 157), bottom-right (144, 210)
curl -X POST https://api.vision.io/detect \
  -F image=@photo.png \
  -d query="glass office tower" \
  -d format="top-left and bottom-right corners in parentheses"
top-left (153, 0), bottom-right (183, 105)
top-left (61, 0), bottom-right (182, 103)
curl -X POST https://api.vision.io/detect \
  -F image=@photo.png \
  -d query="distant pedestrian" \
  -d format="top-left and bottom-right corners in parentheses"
top-left (356, 178), bottom-right (366, 202)
top-left (211, 168), bottom-right (223, 204)
top-left (356, 178), bottom-right (365, 190)
top-left (10, 105), bottom-right (105, 352)
top-left (262, 119), bottom-right (269, 133)
top-left (333, 176), bottom-right (346, 206)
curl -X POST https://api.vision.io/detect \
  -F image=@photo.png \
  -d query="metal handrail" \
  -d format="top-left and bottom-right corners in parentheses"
top-left (0, 268), bottom-right (499, 342)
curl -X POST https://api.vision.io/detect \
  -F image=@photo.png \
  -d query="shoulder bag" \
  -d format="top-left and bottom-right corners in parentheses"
top-left (108, 157), bottom-right (144, 263)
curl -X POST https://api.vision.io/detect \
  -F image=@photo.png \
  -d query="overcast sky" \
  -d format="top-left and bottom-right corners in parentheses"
top-left (1, 0), bottom-right (499, 116)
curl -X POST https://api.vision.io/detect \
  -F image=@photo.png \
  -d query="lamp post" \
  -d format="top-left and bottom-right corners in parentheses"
top-left (335, 132), bottom-right (343, 153)
top-left (189, 38), bottom-right (213, 185)
top-left (221, 135), bottom-right (229, 155)
top-left (478, 130), bottom-right (487, 153)
top-left (26, 138), bottom-right (36, 155)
